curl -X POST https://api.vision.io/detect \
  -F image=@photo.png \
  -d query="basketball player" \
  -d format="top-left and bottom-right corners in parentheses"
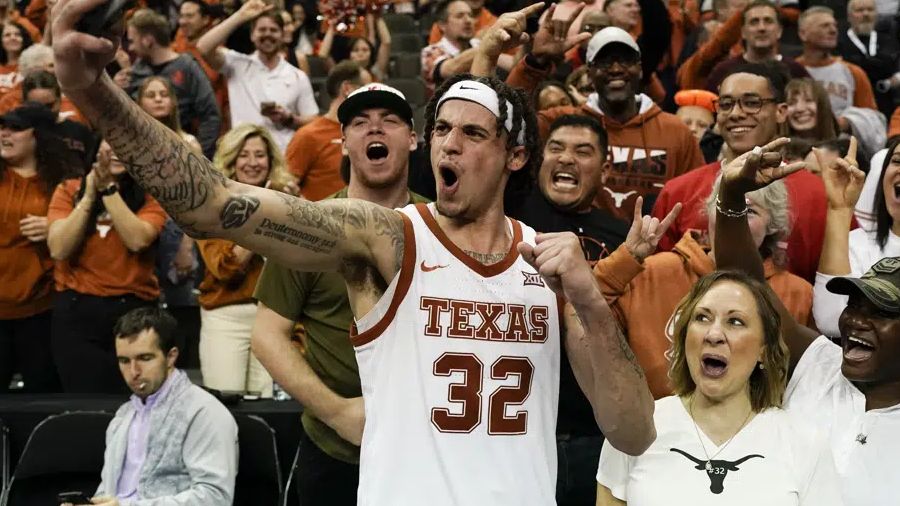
top-left (51, 2), bottom-right (655, 504)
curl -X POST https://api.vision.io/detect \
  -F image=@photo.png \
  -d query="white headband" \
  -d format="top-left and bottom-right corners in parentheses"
top-left (435, 80), bottom-right (526, 145)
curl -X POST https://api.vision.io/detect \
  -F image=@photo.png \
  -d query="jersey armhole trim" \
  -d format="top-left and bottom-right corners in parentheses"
top-left (350, 212), bottom-right (416, 347)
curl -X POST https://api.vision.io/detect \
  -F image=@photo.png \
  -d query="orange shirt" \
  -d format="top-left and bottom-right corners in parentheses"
top-left (0, 63), bottom-right (18, 99)
top-left (285, 116), bottom-right (344, 202)
top-left (196, 239), bottom-right (263, 309)
top-left (47, 179), bottom-right (167, 300)
top-left (0, 169), bottom-right (53, 318)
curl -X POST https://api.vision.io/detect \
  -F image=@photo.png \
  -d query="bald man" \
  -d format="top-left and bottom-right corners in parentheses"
top-left (838, 0), bottom-right (900, 117)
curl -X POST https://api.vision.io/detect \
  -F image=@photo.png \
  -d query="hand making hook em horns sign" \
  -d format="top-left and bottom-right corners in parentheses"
top-left (718, 137), bottom-right (808, 208)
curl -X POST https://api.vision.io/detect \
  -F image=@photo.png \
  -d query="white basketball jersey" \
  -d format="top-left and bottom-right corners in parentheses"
top-left (351, 203), bottom-right (562, 506)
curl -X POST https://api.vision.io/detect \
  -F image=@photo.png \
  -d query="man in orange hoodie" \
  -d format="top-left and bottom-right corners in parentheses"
top-left (499, 26), bottom-right (704, 222)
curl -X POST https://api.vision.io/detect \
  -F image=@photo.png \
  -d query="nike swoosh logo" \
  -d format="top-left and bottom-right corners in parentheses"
top-left (420, 261), bottom-right (449, 272)
top-left (458, 86), bottom-right (479, 90)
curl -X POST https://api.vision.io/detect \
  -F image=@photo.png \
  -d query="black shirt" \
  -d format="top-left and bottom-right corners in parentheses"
top-left (510, 189), bottom-right (629, 437)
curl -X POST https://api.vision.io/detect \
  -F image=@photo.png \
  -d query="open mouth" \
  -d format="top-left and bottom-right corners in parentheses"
top-left (893, 183), bottom-right (899, 200)
top-left (439, 163), bottom-right (459, 192)
top-left (844, 335), bottom-right (876, 362)
top-left (607, 79), bottom-right (627, 90)
top-left (727, 125), bottom-right (754, 134)
top-left (700, 354), bottom-right (728, 378)
top-left (552, 171), bottom-right (579, 190)
top-left (366, 142), bottom-right (389, 161)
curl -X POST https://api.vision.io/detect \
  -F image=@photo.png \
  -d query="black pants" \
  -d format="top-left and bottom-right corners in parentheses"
top-left (295, 426), bottom-right (359, 506)
top-left (556, 434), bottom-right (605, 506)
top-left (0, 310), bottom-right (60, 392)
top-left (51, 290), bottom-right (154, 394)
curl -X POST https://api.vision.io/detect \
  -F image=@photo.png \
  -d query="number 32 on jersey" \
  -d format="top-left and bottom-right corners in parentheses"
top-left (431, 352), bottom-right (534, 435)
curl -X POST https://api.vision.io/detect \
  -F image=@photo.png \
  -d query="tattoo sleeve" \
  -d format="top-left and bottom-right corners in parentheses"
top-left (67, 74), bottom-right (406, 277)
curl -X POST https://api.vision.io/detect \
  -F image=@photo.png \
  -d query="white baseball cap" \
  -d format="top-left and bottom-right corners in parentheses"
top-left (586, 26), bottom-right (641, 64)
top-left (338, 83), bottom-right (414, 126)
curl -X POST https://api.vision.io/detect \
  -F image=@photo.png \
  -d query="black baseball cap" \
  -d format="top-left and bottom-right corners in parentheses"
top-left (337, 83), bottom-right (414, 127)
top-left (827, 257), bottom-right (900, 314)
top-left (0, 102), bottom-right (57, 130)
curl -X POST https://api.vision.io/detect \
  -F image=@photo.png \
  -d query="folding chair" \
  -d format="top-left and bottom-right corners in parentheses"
top-left (234, 414), bottom-right (282, 506)
top-left (1, 411), bottom-right (112, 506)
top-left (282, 443), bottom-right (301, 506)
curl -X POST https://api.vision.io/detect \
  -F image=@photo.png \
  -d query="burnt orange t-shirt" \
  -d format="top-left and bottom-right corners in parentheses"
top-left (0, 170), bottom-right (53, 319)
top-left (285, 116), bottom-right (344, 202)
top-left (196, 239), bottom-right (263, 310)
top-left (47, 179), bottom-right (167, 300)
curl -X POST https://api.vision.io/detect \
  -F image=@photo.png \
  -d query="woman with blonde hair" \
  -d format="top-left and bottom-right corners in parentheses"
top-left (196, 124), bottom-right (293, 397)
top-left (594, 177), bottom-right (814, 400)
top-left (596, 270), bottom-right (842, 505)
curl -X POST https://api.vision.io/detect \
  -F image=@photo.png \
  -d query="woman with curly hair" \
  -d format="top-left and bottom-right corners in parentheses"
top-left (0, 102), bottom-right (74, 392)
top-left (196, 124), bottom-right (294, 397)
top-left (0, 21), bottom-right (32, 95)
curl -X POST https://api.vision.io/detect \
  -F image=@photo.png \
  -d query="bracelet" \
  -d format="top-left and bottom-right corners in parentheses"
top-left (715, 196), bottom-right (748, 218)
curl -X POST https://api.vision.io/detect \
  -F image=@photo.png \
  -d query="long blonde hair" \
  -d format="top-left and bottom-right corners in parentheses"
top-left (212, 124), bottom-right (292, 190)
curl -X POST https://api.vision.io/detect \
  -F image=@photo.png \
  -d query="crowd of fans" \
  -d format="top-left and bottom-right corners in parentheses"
top-left (1, 0), bottom-right (900, 503)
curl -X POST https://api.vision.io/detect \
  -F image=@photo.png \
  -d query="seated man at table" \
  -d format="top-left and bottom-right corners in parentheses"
top-left (70, 307), bottom-right (238, 506)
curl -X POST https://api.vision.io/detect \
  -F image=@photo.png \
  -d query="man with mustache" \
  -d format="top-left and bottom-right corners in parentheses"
top-left (197, 0), bottom-right (318, 151)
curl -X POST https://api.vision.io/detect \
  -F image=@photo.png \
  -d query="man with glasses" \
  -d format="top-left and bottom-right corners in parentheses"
top-left (651, 63), bottom-right (831, 283)
top-left (495, 26), bottom-right (702, 223)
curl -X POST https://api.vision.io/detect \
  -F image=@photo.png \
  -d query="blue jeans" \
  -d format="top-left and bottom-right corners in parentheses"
top-left (556, 435), bottom-right (604, 506)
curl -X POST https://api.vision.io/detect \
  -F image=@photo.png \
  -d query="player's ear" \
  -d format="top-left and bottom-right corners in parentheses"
top-left (506, 145), bottom-right (528, 173)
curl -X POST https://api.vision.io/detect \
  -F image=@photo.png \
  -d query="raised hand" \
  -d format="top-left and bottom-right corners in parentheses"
top-left (518, 232), bottom-right (598, 303)
top-left (237, 0), bottom-right (273, 22)
top-left (816, 136), bottom-right (865, 211)
top-left (531, 3), bottom-right (593, 62)
top-left (624, 196), bottom-right (682, 262)
top-left (51, 0), bottom-right (120, 91)
top-left (719, 137), bottom-right (807, 202)
top-left (478, 2), bottom-right (545, 59)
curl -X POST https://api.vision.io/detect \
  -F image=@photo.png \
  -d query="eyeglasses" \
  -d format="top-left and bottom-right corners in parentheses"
top-left (713, 95), bottom-right (777, 114)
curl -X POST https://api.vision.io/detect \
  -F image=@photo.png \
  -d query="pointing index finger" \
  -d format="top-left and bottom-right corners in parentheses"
top-left (519, 1), bottom-right (545, 19)
top-left (760, 137), bottom-right (790, 153)
top-left (846, 136), bottom-right (858, 165)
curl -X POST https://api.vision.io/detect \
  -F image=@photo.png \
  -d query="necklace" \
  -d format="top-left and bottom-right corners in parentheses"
top-left (689, 395), bottom-right (754, 471)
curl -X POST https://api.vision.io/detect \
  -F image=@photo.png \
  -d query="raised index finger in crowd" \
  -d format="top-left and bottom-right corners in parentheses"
top-left (846, 136), bottom-right (858, 165)
top-left (519, 2), bottom-right (546, 19)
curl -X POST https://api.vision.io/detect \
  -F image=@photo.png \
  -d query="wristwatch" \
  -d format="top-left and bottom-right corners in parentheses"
top-left (99, 182), bottom-right (119, 197)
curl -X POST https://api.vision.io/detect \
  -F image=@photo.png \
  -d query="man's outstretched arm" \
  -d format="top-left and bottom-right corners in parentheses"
top-left (52, 0), bottom-right (402, 279)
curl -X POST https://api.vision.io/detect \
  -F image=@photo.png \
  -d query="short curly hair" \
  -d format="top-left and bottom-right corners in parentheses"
top-left (423, 74), bottom-right (540, 212)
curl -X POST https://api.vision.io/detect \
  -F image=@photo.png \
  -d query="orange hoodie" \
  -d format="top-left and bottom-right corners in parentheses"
top-left (0, 170), bottom-right (53, 318)
top-left (593, 232), bottom-right (813, 399)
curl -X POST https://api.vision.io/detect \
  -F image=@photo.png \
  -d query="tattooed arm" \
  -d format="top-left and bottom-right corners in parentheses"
top-left (51, 2), bottom-right (403, 282)
top-left (518, 232), bottom-right (655, 456)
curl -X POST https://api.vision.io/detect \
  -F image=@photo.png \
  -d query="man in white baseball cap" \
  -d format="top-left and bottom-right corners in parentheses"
top-left (492, 22), bottom-right (703, 224)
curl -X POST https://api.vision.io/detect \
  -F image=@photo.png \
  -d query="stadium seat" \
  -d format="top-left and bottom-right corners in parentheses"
top-left (385, 78), bottom-right (426, 107)
top-left (306, 56), bottom-right (330, 78)
top-left (383, 13), bottom-right (417, 34)
top-left (391, 53), bottom-right (422, 78)
top-left (234, 414), bottom-right (282, 506)
top-left (390, 34), bottom-right (423, 54)
top-left (1, 411), bottom-right (112, 506)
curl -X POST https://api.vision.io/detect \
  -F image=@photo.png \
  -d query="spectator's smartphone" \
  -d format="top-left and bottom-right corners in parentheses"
top-left (76, 0), bottom-right (135, 38)
top-left (57, 491), bottom-right (94, 504)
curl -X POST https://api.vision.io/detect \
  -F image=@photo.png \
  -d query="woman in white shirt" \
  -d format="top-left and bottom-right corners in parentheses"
top-left (596, 270), bottom-right (842, 506)
top-left (813, 137), bottom-right (900, 337)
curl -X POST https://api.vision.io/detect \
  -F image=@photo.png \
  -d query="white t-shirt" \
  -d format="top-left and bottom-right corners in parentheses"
top-left (855, 148), bottom-right (886, 232)
top-left (220, 49), bottom-right (319, 151)
top-left (786, 336), bottom-right (900, 505)
top-left (812, 228), bottom-right (900, 337)
top-left (597, 396), bottom-right (842, 506)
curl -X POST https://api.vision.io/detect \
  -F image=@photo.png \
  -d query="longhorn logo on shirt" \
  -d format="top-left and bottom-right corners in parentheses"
top-left (670, 448), bottom-right (764, 494)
